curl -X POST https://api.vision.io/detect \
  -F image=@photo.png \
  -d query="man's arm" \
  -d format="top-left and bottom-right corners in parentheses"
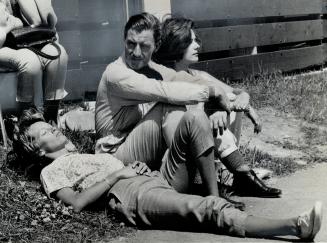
top-left (55, 162), bottom-right (151, 213)
top-left (107, 62), bottom-right (230, 113)
top-left (108, 66), bottom-right (210, 105)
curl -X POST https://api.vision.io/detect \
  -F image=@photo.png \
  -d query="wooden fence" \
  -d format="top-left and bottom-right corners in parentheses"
top-left (171, 0), bottom-right (327, 80)
top-left (52, 0), bottom-right (143, 100)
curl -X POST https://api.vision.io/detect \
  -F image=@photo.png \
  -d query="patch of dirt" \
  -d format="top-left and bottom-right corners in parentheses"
top-left (240, 107), bottom-right (327, 164)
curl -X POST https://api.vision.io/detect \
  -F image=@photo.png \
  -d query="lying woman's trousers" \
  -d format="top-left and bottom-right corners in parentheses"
top-left (108, 174), bottom-right (248, 237)
top-left (0, 44), bottom-right (68, 107)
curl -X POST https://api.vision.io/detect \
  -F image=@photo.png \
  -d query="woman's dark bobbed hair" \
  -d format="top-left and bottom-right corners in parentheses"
top-left (154, 17), bottom-right (195, 65)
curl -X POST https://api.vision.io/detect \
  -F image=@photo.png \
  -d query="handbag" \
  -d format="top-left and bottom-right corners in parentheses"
top-left (5, 26), bottom-right (61, 60)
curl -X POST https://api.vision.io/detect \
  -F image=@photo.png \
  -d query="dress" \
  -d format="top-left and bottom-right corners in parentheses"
top-left (40, 152), bottom-right (248, 237)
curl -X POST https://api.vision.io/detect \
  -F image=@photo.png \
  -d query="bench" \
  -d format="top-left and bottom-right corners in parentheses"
top-left (0, 71), bottom-right (18, 148)
top-left (0, 71), bottom-right (18, 112)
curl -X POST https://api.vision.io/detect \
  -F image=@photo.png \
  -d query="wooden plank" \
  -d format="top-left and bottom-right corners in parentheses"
top-left (323, 19), bottom-right (327, 38)
top-left (80, 28), bottom-right (124, 61)
top-left (64, 64), bottom-right (108, 101)
top-left (0, 72), bottom-right (17, 111)
top-left (192, 45), bottom-right (324, 80)
top-left (52, 0), bottom-right (79, 23)
top-left (57, 30), bottom-right (81, 63)
top-left (197, 20), bottom-right (323, 52)
top-left (79, 0), bottom-right (127, 24)
top-left (171, 0), bottom-right (322, 21)
top-left (323, 43), bottom-right (327, 63)
top-left (322, 0), bottom-right (327, 14)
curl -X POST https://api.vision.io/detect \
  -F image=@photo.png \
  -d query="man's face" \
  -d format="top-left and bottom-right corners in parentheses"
top-left (124, 29), bottom-right (156, 70)
top-left (27, 121), bottom-right (69, 154)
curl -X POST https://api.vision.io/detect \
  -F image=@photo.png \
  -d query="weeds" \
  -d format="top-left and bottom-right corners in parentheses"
top-left (238, 71), bottom-right (327, 124)
top-left (239, 145), bottom-right (306, 176)
top-left (0, 131), bottom-right (135, 242)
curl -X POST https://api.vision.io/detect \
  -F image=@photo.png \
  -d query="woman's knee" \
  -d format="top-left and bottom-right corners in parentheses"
top-left (16, 49), bottom-right (42, 75)
top-left (183, 109), bottom-right (210, 125)
top-left (57, 44), bottom-right (68, 64)
top-left (42, 43), bottom-right (69, 65)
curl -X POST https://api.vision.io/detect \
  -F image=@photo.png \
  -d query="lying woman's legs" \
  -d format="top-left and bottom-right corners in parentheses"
top-left (245, 201), bottom-right (323, 240)
top-left (109, 176), bottom-right (322, 240)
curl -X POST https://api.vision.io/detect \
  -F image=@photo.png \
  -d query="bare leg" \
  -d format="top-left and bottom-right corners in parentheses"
top-left (245, 216), bottom-right (297, 237)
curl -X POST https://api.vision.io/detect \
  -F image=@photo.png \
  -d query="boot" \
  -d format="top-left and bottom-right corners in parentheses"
top-left (44, 100), bottom-right (60, 124)
top-left (233, 170), bottom-right (282, 198)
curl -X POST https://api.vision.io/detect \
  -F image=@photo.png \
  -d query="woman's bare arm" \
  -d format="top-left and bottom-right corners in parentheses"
top-left (17, 0), bottom-right (42, 26)
top-left (55, 162), bottom-right (151, 213)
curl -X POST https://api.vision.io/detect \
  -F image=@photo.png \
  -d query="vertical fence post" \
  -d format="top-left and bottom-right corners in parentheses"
top-left (322, 0), bottom-right (327, 64)
top-left (0, 104), bottom-right (8, 150)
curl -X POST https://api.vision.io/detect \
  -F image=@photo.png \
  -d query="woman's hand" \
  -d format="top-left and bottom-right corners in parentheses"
top-left (116, 161), bottom-right (151, 179)
top-left (232, 92), bottom-right (250, 111)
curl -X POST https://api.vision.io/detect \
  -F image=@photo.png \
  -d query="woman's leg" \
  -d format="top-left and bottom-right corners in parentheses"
top-left (213, 115), bottom-right (281, 198)
top-left (109, 176), bottom-right (322, 240)
top-left (245, 201), bottom-right (322, 240)
top-left (40, 43), bottom-right (68, 122)
top-left (0, 47), bottom-right (43, 109)
top-left (160, 109), bottom-right (219, 196)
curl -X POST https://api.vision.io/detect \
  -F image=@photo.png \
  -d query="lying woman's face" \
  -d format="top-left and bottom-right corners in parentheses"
top-left (27, 121), bottom-right (70, 154)
top-left (182, 30), bottom-right (200, 64)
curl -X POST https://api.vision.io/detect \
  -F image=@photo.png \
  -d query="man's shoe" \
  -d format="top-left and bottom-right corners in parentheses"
top-left (233, 170), bottom-right (282, 198)
top-left (298, 201), bottom-right (323, 241)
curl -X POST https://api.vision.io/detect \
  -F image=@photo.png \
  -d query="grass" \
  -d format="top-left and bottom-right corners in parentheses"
top-left (239, 145), bottom-right (305, 176)
top-left (1, 70), bottom-right (327, 241)
top-left (236, 70), bottom-right (327, 124)
top-left (0, 131), bottom-right (135, 242)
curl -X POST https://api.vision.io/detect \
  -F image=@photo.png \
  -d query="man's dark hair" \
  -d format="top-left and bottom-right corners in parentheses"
top-left (154, 17), bottom-right (197, 65)
top-left (124, 12), bottom-right (161, 48)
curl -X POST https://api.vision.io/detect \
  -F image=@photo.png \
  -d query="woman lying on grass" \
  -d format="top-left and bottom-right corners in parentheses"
top-left (13, 108), bottom-right (323, 241)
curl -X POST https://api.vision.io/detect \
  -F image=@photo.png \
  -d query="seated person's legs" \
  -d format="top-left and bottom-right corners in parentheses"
top-left (0, 47), bottom-right (43, 110)
top-left (216, 129), bottom-right (281, 197)
top-left (160, 109), bottom-right (219, 196)
top-left (40, 43), bottom-right (68, 123)
top-left (113, 103), bottom-right (186, 170)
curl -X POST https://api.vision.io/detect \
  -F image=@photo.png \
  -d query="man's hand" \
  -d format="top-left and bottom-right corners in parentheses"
top-left (209, 111), bottom-right (229, 136)
top-left (116, 161), bottom-right (151, 179)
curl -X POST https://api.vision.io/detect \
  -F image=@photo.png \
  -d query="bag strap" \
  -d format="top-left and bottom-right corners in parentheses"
top-left (28, 41), bottom-right (61, 60)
